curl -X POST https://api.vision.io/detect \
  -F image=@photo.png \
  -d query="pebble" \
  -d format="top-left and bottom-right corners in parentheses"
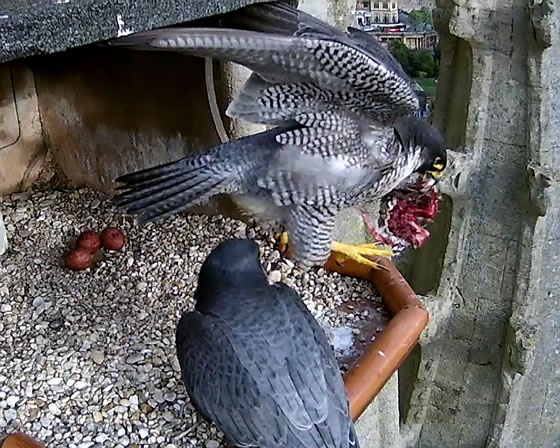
top-left (269, 270), bottom-right (282, 283)
top-left (90, 350), bottom-right (105, 365)
top-left (153, 389), bottom-right (164, 404)
top-left (4, 409), bottom-right (17, 421)
top-left (32, 296), bottom-right (45, 308)
top-left (48, 403), bottom-right (61, 416)
top-left (126, 354), bottom-right (144, 364)
top-left (95, 434), bottom-right (109, 443)
top-left (162, 411), bottom-right (174, 422)
top-left (0, 188), bottom-right (387, 446)
top-left (164, 392), bottom-right (177, 402)
top-left (6, 396), bottom-right (19, 407)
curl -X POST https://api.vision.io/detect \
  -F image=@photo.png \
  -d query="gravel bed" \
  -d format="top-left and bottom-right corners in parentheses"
top-left (0, 188), bottom-right (387, 447)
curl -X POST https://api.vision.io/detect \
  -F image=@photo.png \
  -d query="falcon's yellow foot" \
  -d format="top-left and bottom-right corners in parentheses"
top-left (331, 241), bottom-right (393, 270)
top-left (274, 231), bottom-right (290, 255)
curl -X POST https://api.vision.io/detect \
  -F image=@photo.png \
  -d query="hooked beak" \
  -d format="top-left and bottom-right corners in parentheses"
top-left (419, 171), bottom-right (440, 191)
top-left (427, 170), bottom-right (443, 179)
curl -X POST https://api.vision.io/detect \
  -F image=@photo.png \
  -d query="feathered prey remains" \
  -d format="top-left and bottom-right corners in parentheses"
top-left (176, 238), bottom-right (361, 447)
top-left (111, 2), bottom-right (447, 269)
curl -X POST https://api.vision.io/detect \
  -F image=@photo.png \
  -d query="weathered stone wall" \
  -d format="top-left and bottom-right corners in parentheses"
top-left (0, 63), bottom-right (46, 195)
top-left (0, 0), bottom-right (272, 64)
top-left (299, 0), bottom-right (356, 28)
top-left (29, 47), bottom-right (221, 192)
top-left (490, 1), bottom-right (560, 445)
top-left (400, 0), bottom-right (560, 446)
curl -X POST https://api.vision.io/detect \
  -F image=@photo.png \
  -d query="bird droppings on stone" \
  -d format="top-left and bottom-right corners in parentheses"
top-left (0, 188), bottom-right (388, 446)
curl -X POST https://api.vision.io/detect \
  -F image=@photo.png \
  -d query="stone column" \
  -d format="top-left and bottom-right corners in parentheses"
top-left (400, 0), bottom-right (560, 447)
top-left (298, 0), bottom-right (356, 28)
top-left (488, 1), bottom-right (560, 445)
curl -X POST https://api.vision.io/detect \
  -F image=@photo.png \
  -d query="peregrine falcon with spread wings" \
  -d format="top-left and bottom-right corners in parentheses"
top-left (111, 1), bottom-right (447, 270)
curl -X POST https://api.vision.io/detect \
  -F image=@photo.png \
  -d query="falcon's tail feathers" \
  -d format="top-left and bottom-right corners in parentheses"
top-left (108, 27), bottom-right (296, 60)
top-left (113, 152), bottom-right (234, 224)
top-left (113, 126), bottom-right (291, 224)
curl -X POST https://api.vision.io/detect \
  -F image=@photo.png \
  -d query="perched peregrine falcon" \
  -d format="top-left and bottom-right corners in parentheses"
top-left (110, 1), bottom-right (447, 269)
top-left (176, 238), bottom-right (360, 447)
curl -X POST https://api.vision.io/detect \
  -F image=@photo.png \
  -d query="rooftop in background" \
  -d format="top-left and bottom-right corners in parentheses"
top-left (355, 1), bottom-right (399, 25)
top-left (354, 3), bottom-right (434, 32)
top-left (353, 2), bottom-right (437, 50)
top-left (0, 0), bottom-right (292, 64)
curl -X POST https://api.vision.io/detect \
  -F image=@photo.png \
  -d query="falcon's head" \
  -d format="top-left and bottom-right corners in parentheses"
top-left (394, 115), bottom-right (447, 182)
top-left (366, 116), bottom-right (447, 253)
top-left (194, 238), bottom-right (268, 312)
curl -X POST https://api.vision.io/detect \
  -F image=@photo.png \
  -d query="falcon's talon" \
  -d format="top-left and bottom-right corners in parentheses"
top-left (275, 231), bottom-right (290, 255)
top-left (331, 241), bottom-right (393, 270)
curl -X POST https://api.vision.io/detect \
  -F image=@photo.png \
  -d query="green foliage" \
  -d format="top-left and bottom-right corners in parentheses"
top-left (408, 7), bottom-right (433, 26)
top-left (388, 40), bottom-right (413, 74)
top-left (388, 40), bottom-right (439, 79)
top-left (413, 77), bottom-right (437, 97)
top-left (413, 49), bottom-right (438, 77)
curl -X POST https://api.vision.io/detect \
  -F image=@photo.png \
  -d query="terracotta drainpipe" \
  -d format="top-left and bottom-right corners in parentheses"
top-left (324, 254), bottom-right (429, 421)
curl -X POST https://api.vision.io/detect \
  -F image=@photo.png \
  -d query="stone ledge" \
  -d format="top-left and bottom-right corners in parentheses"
top-left (0, 0), bottom-right (270, 64)
top-left (355, 373), bottom-right (400, 447)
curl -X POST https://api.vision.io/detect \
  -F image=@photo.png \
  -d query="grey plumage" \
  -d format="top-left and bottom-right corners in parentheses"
top-left (112, 2), bottom-right (447, 268)
top-left (176, 238), bottom-right (360, 447)
top-left (114, 118), bottom-right (438, 266)
top-left (108, 2), bottom-right (418, 126)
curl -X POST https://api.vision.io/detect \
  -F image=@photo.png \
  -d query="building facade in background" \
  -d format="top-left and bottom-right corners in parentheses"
top-left (375, 30), bottom-right (438, 50)
top-left (353, 0), bottom-right (438, 51)
top-left (355, 1), bottom-right (399, 27)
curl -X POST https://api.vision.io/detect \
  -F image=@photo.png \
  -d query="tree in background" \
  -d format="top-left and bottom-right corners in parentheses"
top-left (388, 41), bottom-right (439, 79)
top-left (408, 7), bottom-right (433, 26)
top-left (388, 40), bottom-right (413, 75)
top-left (412, 49), bottom-right (438, 78)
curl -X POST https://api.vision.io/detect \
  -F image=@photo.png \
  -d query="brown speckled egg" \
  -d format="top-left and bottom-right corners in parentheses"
top-left (65, 248), bottom-right (93, 271)
top-left (76, 230), bottom-right (101, 254)
top-left (100, 227), bottom-right (126, 251)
